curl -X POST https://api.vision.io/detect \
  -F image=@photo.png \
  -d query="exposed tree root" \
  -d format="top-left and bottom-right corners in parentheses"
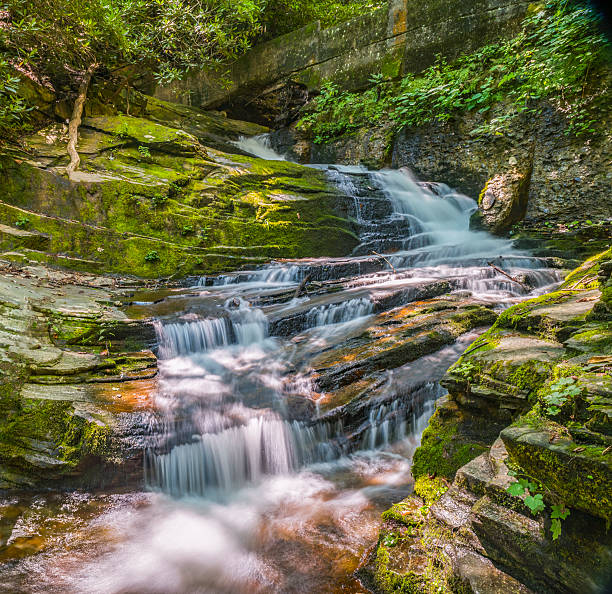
top-left (66, 62), bottom-right (98, 179)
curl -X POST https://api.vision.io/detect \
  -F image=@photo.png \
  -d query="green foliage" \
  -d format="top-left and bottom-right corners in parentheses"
top-left (524, 492), bottom-right (545, 515)
top-left (151, 193), bottom-right (167, 209)
top-left (542, 377), bottom-right (582, 416)
top-left (298, 79), bottom-right (392, 143)
top-left (300, 0), bottom-right (611, 142)
top-left (118, 0), bottom-right (264, 84)
top-left (450, 360), bottom-right (476, 380)
top-left (0, 58), bottom-right (30, 137)
top-left (259, 0), bottom-right (384, 40)
top-left (14, 215), bottom-right (29, 229)
top-left (137, 144), bottom-right (151, 158)
top-left (144, 249), bottom-right (160, 262)
top-left (382, 531), bottom-right (399, 547)
top-left (506, 469), bottom-right (570, 540)
top-left (0, 0), bottom-right (385, 137)
top-left (550, 504), bottom-right (570, 540)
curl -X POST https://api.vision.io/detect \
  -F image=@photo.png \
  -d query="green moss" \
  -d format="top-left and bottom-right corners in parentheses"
top-left (499, 359), bottom-right (555, 399)
top-left (381, 498), bottom-right (425, 527)
top-left (495, 291), bottom-right (571, 329)
top-left (0, 114), bottom-right (360, 278)
top-left (0, 392), bottom-right (112, 477)
top-left (561, 247), bottom-right (611, 289)
top-left (374, 544), bottom-right (425, 594)
top-left (478, 179), bottom-right (491, 206)
top-left (411, 409), bottom-right (488, 480)
top-left (502, 422), bottom-right (612, 522)
top-left (380, 51), bottom-right (403, 79)
top-left (414, 476), bottom-right (449, 505)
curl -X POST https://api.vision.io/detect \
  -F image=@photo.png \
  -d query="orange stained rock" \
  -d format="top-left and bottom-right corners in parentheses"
top-left (96, 378), bottom-right (158, 413)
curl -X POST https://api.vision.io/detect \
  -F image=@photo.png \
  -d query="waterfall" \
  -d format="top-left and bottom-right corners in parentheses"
top-left (197, 264), bottom-right (302, 287)
top-left (145, 143), bottom-right (560, 502)
top-left (233, 134), bottom-right (286, 160)
top-left (154, 318), bottom-right (233, 357)
top-left (370, 169), bottom-right (519, 263)
top-left (146, 413), bottom-right (348, 496)
top-left (361, 384), bottom-right (441, 450)
top-left (154, 300), bottom-right (269, 358)
top-left (306, 297), bottom-right (373, 327)
top-left (146, 415), bottom-right (298, 496)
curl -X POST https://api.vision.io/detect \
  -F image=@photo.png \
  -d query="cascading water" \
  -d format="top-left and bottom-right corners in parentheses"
top-left (144, 142), bottom-right (559, 504)
top-left (4, 134), bottom-right (564, 594)
top-left (306, 296), bottom-right (373, 327)
top-left (233, 133), bottom-right (287, 160)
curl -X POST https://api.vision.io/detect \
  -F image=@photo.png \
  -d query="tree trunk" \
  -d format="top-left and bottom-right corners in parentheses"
top-left (66, 63), bottom-right (97, 179)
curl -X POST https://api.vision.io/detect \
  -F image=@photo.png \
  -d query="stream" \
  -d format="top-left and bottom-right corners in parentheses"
top-left (0, 136), bottom-right (561, 593)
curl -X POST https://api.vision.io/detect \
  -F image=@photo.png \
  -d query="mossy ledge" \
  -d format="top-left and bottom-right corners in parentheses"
top-left (0, 97), bottom-right (359, 279)
top-left (0, 266), bottom-right (157, 489)
top-left (374, 250), bottom-right (612, 592)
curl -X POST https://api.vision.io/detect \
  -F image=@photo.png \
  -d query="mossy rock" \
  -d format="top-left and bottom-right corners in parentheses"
top-left (0, 111), bottom-right (360, 278)
top-left (411, 402), bottom-right (489, 480)
top-left (502, 421), bottom-right (612, 523)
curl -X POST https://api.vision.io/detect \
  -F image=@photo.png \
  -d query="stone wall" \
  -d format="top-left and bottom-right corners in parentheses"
top-left (154, 0), bottom-right (530, 110)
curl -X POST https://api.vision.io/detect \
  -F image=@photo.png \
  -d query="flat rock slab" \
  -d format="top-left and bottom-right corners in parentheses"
top-left (478, 334), bottom-right (566, 364)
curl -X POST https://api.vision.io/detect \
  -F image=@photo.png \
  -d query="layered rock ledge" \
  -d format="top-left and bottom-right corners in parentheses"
top-left (363, 249), bottom-right (612, 593)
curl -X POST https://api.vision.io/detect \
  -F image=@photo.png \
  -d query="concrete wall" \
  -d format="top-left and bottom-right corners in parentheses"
top-left (154, 0), bottom-right (530, 109)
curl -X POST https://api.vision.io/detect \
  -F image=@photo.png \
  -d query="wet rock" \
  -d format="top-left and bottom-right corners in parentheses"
top-left (377, 251), bottom-right (612, 592)
top-left (502, 422), bottom-right (612, 522)
top-left (0, 267), bottom-right (158, 490)
top-left (471, 161), bottom-right (533, 235)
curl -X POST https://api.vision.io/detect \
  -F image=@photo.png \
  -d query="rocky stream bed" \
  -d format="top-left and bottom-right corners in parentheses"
top-left (0, 102), bottom-right (610, 593)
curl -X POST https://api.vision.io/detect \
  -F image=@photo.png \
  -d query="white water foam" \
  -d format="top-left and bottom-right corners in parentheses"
top-left (233, 134), bottom-right (286, 160)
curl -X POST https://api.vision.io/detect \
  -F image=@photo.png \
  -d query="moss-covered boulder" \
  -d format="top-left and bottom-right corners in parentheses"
top-left (0, 101), bottom-right (359, 279)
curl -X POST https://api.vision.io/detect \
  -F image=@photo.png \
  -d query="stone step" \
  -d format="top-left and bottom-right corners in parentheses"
top-left (0, 223), bottom-right (50, 251)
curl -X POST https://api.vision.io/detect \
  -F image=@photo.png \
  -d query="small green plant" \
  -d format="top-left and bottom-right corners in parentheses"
top-left (97, 326), bottom-right (116, 352)
top-left (181, 225), bottom-right (194, 236)
top-left (550, 504), bottom-right (571, 540)
top-left (167, 182), bottom-right (181, 198)
top-left (15, 216), bottom-right (29, 229)
top-left (144, 250), bottom-right (160, 262)
top-left (137, 145), bottom-right (151, 158)
top-left (542, 377), bottom-right (582, 416)
top-left (506, 469), bottom-right (570, 540)
top-left (115, 122), bottom-right (129, 138)
top-left (452, 360), bottom-right (476, 379)
top-left (368, 72), bottom-right (385, 86)
top-left (151, 193), bottom-right (167, 208)
top-left (382, 532), bottom-right (399, 547)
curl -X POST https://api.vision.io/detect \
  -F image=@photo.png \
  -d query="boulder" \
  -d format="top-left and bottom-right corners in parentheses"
top-left (471, 160), bottom-right (533, 235)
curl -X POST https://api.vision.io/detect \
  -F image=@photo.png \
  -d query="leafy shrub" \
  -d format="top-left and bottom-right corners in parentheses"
top-left (144, 249), bottom-right (160, 262)
top-left (299, 0), bottom-right (611, 142)
top-left (0, 58), bottom-right (30, 137)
